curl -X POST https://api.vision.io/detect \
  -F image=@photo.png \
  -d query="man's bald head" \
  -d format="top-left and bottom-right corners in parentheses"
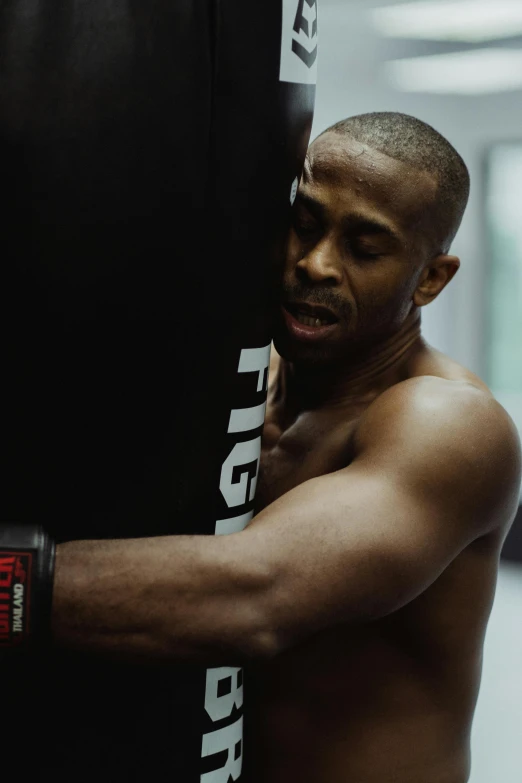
top-left (315, 112), bottom-right (470, 256)
top-left (276, 113), bottom-right (468, 364)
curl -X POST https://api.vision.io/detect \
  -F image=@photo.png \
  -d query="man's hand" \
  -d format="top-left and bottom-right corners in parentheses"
top-left (52, 378), bottom-right (521, 664)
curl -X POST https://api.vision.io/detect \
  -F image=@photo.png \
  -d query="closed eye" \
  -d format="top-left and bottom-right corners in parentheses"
top-left (347, 240), bottom-right (384, 260)
top-left (293, 215), bottom-right (320, 241)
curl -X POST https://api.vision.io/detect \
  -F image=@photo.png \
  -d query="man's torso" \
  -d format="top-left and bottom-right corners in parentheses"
top-left (245, 343), bottom-right (505, 783)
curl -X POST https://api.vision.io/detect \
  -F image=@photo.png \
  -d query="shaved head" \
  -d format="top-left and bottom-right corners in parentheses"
top-left (274, 112), bottom-right (467, 365)
top-left (316, 112), bottom-right (470, 255)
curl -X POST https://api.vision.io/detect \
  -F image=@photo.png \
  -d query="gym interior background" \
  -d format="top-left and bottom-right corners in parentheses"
top-left (316, 1), bottom-right (522, 781)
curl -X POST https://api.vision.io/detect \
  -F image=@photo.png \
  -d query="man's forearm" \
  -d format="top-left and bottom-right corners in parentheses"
top-left (51, 535), bottom-right (274, 665)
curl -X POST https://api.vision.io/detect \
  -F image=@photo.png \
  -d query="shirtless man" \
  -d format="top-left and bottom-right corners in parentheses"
top-left (52, 113), bottom-right (521, 783)
top-left (244, 112), bottom-right (522, 782)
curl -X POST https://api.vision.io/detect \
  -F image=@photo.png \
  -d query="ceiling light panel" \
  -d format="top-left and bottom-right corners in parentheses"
top-left (385, 48), bottom-right (522, 95)
top-left (373, 0), bottom-right (522, 43)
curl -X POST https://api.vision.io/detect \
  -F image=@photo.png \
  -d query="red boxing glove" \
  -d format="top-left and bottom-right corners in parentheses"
top-left (0, 524), bottom-right (55, 648)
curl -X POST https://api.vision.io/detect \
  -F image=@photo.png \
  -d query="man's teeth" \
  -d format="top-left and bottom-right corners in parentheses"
top-left (295, 312), bottom-right (331, 328)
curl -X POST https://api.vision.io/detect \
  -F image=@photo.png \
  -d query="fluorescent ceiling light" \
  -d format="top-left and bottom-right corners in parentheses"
top-left (385, 48), bottom-right (522, 95)
top-left (373, 0), bottom-right (522, 43)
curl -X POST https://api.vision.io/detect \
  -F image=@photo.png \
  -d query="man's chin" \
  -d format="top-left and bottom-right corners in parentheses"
top-left (273, 332), bottom-right (340, 366)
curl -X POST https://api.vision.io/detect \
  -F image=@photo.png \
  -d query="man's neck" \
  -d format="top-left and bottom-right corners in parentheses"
top-left (277, 312), bottom-right (424, 411)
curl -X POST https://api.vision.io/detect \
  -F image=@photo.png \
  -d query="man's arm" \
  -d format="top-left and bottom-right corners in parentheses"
top-left (52, 379), bottom-right (521, 664)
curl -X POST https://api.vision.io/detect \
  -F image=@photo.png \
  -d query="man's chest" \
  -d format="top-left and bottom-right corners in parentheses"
top-left (256, 404), bottom-right (359, 511)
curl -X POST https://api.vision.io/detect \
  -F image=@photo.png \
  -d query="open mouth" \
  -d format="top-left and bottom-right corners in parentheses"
top-left (282, 301), bottom-right (339, 343)
top-left (284, 302), bottom-right (339, 328)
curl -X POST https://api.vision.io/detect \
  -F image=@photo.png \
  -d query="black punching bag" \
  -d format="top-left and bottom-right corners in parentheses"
top-left (0, 0), bottom-right (317, 781)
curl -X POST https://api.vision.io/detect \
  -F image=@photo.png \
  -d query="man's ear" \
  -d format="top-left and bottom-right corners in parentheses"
top-left (413, 255), bottom-right (460, 307)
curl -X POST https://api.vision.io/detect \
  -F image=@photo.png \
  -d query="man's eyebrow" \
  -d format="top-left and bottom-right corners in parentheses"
top-left (342, 214), bottom-right (400, 243)
top-left (294, 192), bottom-right (326, 220)
top-left (296, 194), bottom-right (401, 243)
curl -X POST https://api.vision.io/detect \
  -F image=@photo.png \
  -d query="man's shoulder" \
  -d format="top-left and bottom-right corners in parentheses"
top-left (358, 373), bottom-right (519, 467)
top-left (353, 374), bottom-right (521, 535)
top-left (365, 373), bottom-right (498, 431)
top-left (358, 340), bottom-right (514, 445)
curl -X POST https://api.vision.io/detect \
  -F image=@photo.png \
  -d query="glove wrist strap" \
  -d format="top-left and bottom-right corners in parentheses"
top-left (0, 524), bottom-right (56, 648)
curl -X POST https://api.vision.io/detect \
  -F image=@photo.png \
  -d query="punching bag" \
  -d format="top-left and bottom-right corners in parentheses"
top-left (0, 0), bottom-right (317, 781)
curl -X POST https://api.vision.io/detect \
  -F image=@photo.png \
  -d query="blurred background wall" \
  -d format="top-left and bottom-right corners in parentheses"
top-left (313, 2), bottom-right (522, 781)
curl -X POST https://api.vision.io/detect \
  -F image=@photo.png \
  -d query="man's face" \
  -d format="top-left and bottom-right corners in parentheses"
top-left (273, 132), bottom-right (439, 365)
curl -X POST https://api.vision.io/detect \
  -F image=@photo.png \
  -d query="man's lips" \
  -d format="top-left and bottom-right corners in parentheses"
top-left (284, 301), bottom-right (339, 325)
top-left (282, 303), bottom-right (339, 342)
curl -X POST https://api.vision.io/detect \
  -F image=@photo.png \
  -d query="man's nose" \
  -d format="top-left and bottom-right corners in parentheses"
top-left (296, 239), bottom-right (343, 285)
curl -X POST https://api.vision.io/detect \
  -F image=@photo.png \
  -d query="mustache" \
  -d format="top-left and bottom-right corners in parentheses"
top-left (282, 282), bottom-right (352, 321)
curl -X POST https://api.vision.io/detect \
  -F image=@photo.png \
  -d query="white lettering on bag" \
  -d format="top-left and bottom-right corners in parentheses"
top-left (219, 437), bottom-right (262, 509)
top-left (201, 717), bottom-right (243, 783)
top-left (205, 668), bottom-right (244, 723)
top-left (280, 0), bottom-right (318, 85)
top-left (201, 344), bottom-right (270, 781)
